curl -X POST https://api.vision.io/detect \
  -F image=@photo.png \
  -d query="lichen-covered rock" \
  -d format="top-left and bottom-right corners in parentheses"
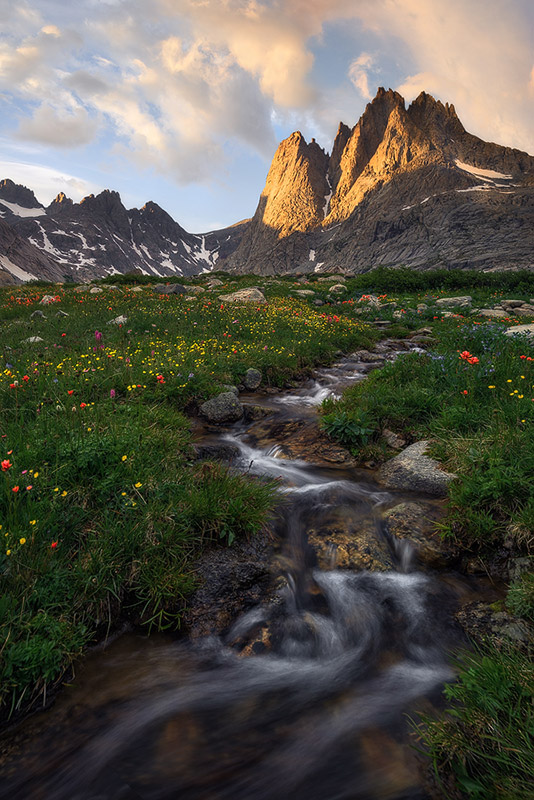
top-left (456, 602), bottom-right (532, 650)
top-left (435, 295), bottom-right (472, 307)
top-left (378, 440), bottom-right (456, 496)
top-left (504, 323), bottom-right (534, 338)
top-left (22, 336), bottom-right (44, 343)
top-left (383, 501), bottom-right (457, 567)
top-left (107, 315), bottom-right (128, 325)
top-left (89, 286), bottom-right (103, 294)
top-left (199, 391), bottom-right (244, 423)
top-left (219, 288), bottom-right (267, 304)
top-left (153, 283), bottom-right (186, 295)
top-left (243, 368), bottom-right (262, 390)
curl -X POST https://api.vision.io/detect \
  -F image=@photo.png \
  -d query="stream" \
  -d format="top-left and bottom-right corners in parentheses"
top-left (0, 344), bottom-right (499, 800)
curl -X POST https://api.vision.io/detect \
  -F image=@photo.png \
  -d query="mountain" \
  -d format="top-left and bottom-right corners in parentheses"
top-left (3, 87), bottom-right (534, 284)
top-left (227, 88), bottom-right (534, 274)
top-left (0, 179), bottom-right (248, 284)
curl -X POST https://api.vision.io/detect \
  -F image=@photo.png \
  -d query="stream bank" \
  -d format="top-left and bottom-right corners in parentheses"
top-left (0, 339), bottom-right (509, 800)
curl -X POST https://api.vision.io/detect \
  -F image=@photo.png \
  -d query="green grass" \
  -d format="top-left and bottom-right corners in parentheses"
top-left (415, 646), bottom-right (534, 800)
top-left (0, 278), bottom-right (378, 720)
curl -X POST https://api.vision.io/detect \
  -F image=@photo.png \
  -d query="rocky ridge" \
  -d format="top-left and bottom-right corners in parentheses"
top-left (0, 179), bottom-right (248, 285)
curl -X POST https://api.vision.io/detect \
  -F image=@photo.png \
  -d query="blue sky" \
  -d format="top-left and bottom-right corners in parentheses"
top-left (1, 0), bottom-right (533, 232)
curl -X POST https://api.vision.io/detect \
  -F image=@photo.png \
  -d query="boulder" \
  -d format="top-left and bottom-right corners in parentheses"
top-left (219, 288), bottom-right (267, 304)
top-left (511, 306), bottom-right (534, 317)
top-left (330, 284), bottom-right (347, 294)
top-left (378, 440), bottom-right (457, 497)
top-left (456, 602), bottom-right (532, 649)
top-left (40, 295), bottom-right (56, 305)
top-left (153, 283), bottom-right (186, 295)
top-left (475, 309), bottom-right (509, 318)
top-left (199, 391), bottom-right (244, 423)
top-left (293, 290), bottom-right (315, 297)
top-left (89, 287), bottom-right (103, 294)
top-left (30, 310), bottom-right (46, 319)
top-left (129, 286), bottom-right (143, 293)
top-left (243, 368), bottom-right (262, 391)
top-left (107, 315), bottom-right (128, 325)
top-left (186, 285), bottom-right (205, 295)
top-left (207, 278), bottom-right (223, 287)
top-left (23, 336), bottom-right (44, 343)
top-left (504, 323), bottom-right (534, 338)
top-left (435, 295), bottom-right (472, 307)
top-left (55, 310), bottom-right (69, 317)
top-left (500, 299), bottom-right (526, 308)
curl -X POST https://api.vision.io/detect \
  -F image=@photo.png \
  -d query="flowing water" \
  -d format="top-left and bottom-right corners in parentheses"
top-left (0, 347), bottom-right (498, 799)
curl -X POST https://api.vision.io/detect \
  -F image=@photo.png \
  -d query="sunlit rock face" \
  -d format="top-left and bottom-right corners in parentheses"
top-left (226, 87), bottom-right (534, 275)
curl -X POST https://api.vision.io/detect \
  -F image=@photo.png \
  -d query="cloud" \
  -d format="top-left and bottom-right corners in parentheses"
top-left (348, 53), bottom-right (375, 100)
top-left (0, 159), bottom-right (101, 204)
top-left (1, 0), bottom-right (534, 198)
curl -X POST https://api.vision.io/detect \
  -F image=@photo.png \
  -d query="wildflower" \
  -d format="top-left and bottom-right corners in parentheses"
top-left (6, 550), bottom-right (11, 556)
top-left (1, 459), bottom-right (12, 471)
top-left (518, 395), bottom-right (524, 398)
top-left (95, 330), bottom-right (102, 342)
top-left (26, 485), bottom-right (32, 491)
top-left (51, 541), bottom-right (58, 549)
top-left (134, 482), bottom-right (142, 488)
top-left (80, 402), bottom-right (87, 409)
top-left (22, 375), bottom-right (29, 382)
top-left (19, 538), bottom-right (26, 545)
top-left (61, 491), bottom-right (67, 497)
top-left (12, 486), bottom-right (19, 493)
top-left (29, 520), bottom-right (36, 525)
top-left (488, 385), bottom-right (496, 389)
top-left (33, 472), bottom-right (39, 478)
top-left (110, 389), bottom-right (116, 399)
top-left (53, 487), bottom-right (59, 492)
top-left (462, 390), bottom-right (468, 395)
top-left (68, 390), bottom-right (74, 395)
top-left (121, 491), bottom-right (127, 496)
top-left (122, 455), bottom-right (127, 461)
top-left (61, 333), bottom-right (66, 337)
top-left (507, 379), bottom-right (512, 383)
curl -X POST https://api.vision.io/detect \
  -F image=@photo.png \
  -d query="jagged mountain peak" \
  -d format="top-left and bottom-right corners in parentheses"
top-left (0, 179), bottom-right (41, 209)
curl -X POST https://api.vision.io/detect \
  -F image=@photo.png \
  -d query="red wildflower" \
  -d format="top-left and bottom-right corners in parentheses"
top-left (26, 485), bottom-right (32, 491)
top-left (68, 390), bottom-right (74, 395)
top-left (462, 390), bottom-right (468, 395)
top-left (12, 486), bottom-right (19, 492)
top-left (22, 375), bottom-right (29, 382)
top-left (1, 459), bottom-right (12, 471)
top-left (51, 541), bottom-right (58, 549)
top-left (80, 402), bottom-right (87, 408)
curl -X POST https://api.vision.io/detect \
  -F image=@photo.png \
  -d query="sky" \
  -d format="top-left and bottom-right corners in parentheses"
top-left (1, 0), bottom-right (533, 232)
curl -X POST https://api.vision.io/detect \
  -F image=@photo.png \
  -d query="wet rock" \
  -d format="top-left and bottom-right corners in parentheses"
top-left (378, 440), bottom-right (456, 497)
top-left (199, 391), bottom-right (244, 424)
top-left (242, 404), bottom-right (272, 422)
top-left (107, 315), bottom-right (128, 325)
top-left (308, 515), bottom-right (393, 572)
top-left (221, 384), bottom-right (239, 396)
top-left (219, 288), bottom-right (267, 304)
top-left (30, 310), bottom-right (46, 319)
top-left (183, 530), bottom-right (275, 639)
top-left (456, 601), bottom-right (533, 650)
top-left (507, 556), bottom-right (533, 583)
top-left (193, 442), bottom-right (240, 462)
top-left (383, 501), bottom-right (457, 568)
top-left (243, 368), bottom-right (262, 390)
top-left (39, 294), bottom-right (56, 305)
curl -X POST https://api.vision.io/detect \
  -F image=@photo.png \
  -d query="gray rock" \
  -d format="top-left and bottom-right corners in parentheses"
top-left (511, 306), bottom-right (534, 317)
top-left (293, 289), bottom-right (315, 297)
top-left (378, 440), bottom-right (457, 497)
top-left (330, 284), bottom-right (347, 294)
top-left (383, 501), bottom-right (457, 567)
top-left (153, 283), bottom-right (186, 295)
top-left (313, 299), bottom-right (324, 306)
top-left (504, 323), bottom-right (534, 338)
top-left (219, 288), bottom-right (267, 304)
top-left (55, 310), bottom-right (69, 317)
top-left (207, 278), bottom-right (223, 287)
top-left (435, 295), bottom-right (472, 307)
top-left (186, 285), bottom-right (205, 295)
top-left (476, 308), bottom-right (509, 318)
top-left (40, 294), bottom-right (56, 305)
top-left (107, 315), bottom-right (128, 325)
top-left (242, 403), bottom-right (272, 421)
top-left (221, 384), bottom-right (239, 396)
top-left (23, 336), bottom-right (44, 343)
top-left (129, 286), bottom-right (143, 293)
top-left (243, 368), bottom-right (262, 391)
top-left (500, 299), bottom-right (525, 308)
top-left (30, 310), bottom-right (46, 319)
top-left (381, 429), bottom-right (406, 450)
top-left (89, 286), bottom-right (103, 294)
top-left (199, 391), bottom-right (244, 423)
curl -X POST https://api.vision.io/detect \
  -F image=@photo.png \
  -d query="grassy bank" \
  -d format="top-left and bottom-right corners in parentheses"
top-left (320, 307), bottom-right (534, 798)
top-left (0, 278), bottom-right (378, 721)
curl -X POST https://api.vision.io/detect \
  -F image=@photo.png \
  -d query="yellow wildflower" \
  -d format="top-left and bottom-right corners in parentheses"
top-left (134, 482), bottom-right (142, 488)
top-left (121, 455), bottom-right (127, 462)
top-left (29, 520), bottom-right (36, 525)
top-left (19, 537), bottom-right (26, 545)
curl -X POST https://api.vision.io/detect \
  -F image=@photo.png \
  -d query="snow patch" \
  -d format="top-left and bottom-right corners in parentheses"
top-left (0, 200), bottom-right (46, 217)
top-left (0, 254), bottom-right (35, 281)
top-left (455, 159), bottom-right (513, 181)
